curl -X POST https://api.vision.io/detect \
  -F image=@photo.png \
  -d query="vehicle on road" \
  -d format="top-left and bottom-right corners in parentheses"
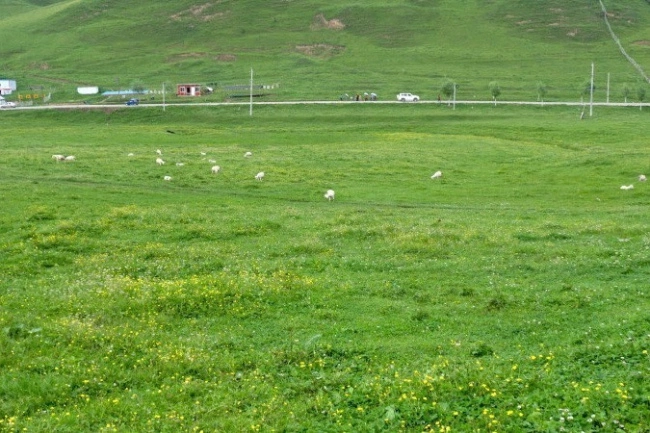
top-left (397, 92), bottom-right (419, 102)
top-left (0, 96), bottom-right (16, 108)
top-left (125, 98), bottom-right (139, 106)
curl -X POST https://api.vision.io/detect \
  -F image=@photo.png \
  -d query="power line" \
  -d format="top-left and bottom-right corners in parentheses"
top-left (599, 0), bottom-right (650, 83)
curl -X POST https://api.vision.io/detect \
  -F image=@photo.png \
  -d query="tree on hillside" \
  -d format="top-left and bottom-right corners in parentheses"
top-left (440, 79), bottom-right (455, 103)
top-left (637, 85), bottom-right (646, 110)
top-left (536, 81), bottom-right (547, 105)
top-left (621, 83), bottom-right (631, 103)
top-left (489, 81), bottom-right (501, 106)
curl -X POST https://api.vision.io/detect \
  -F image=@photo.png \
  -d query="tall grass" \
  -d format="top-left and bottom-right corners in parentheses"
top-left (1, 104), bottom-right (649, 431)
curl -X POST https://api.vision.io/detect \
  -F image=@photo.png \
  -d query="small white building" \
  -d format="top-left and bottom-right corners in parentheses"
top-left (0, 80), bottom-right (17, 95)
top-left (77, 86), bottom-right (99, 95)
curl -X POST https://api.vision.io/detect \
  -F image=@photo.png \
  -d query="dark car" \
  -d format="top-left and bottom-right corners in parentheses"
top-left (125, 98), bottom-right (139, 106)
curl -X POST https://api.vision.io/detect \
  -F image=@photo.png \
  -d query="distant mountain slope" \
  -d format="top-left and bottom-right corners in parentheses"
top-left (1, 0), bottom-right (649, 101)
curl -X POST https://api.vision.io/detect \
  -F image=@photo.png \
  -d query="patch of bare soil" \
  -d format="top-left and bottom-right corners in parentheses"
top-left (171, 2), bottom-right (226, 22)
top-left (311, 13), bottom-right (345, 30)
top-left (166, 52), bottom-right (207, 63)
top-left (295, 44), bottom-right (345, 57)
top-left (632, 40), bottom-right (650, 46)
top-left (215, 54), bottom-right (237, 62)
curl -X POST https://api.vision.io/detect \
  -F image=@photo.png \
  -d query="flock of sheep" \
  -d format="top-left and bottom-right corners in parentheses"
top-left (128, 148), bottom-right (335, 200)
top-left (145, 149), bottom-right (445, 202)
top-left (150, 149), bottom-right (271, 185)
top-left (52, 150), bottom-right (645, 198)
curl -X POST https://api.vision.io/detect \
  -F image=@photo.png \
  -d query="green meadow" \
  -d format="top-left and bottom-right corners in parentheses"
top-left (2, 0), bottom-right (650, 430)
top-left (1, 103), bottom-right (649, 431)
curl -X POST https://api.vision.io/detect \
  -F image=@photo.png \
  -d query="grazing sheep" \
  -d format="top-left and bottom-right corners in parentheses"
top-left (52, 154), bottom-right (65, 161)
top-left (431, 170), bottom-right (443, 179)
top-left (64, 155), bottom-right (76, 162)
top-left (156, 158), bottom-right (165, 165)
top-left (211, 165), bottom-right (221, 174)
top-left (156, 149), bottom-right (163, 156)
top-left (639, 174), bottom-right (647, 182)
top-left (200, 152), bottom-right (207, 156)
top-left (175, 162), bottom-right (185, 166)
top-left (620, 184), bottom-right (634, 190)
top-left (127, 153), bottom-right (134, 157)
top-left (255, 171), bottom-right (265, 181)
top-left (208, 159), bottom-right (217, 164)
top-left (244, 151), bottom-right (253, 158)
top-left (324, 189), bottom-right (335, 201)
top-left (163, 175), bottom-right (172, 181)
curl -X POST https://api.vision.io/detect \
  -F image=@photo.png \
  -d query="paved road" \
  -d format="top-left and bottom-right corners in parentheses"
top-left (4, 100), bottom-right (650, 110)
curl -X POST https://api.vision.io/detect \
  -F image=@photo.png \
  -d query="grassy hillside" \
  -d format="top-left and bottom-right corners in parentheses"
top-left (1, 104), bottom-right (650, 431)
top-left (1, 0), bottom-right (650, 102)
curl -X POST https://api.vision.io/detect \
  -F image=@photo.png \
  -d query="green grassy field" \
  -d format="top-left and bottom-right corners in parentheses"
top-left (1, 0), bottom-right (650, 103)
top-left (1, 103), bottom-right (649, 431)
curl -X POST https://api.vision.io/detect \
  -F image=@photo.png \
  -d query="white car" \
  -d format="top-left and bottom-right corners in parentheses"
top-left (0, 101), bottom-right (16, 108)
top-left (397, 92), bottom-right (419, 102)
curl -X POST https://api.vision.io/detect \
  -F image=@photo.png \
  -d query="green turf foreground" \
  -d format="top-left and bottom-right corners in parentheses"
top-left (1, 103), bottom-right (649, 432)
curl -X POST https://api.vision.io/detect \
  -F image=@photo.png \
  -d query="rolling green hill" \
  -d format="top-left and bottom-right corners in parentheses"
top-left (1, 0), bottom-right (650, 101)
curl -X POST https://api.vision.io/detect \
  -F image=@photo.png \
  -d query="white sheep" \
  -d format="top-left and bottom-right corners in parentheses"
top-left (156, 158), bottom-right (165, 165)
top-left (324, 189), bottom-right (335, 201)
top-left (200, 152), bottom-right (207, 156)
top-left (127, 153), bottom-right (134, 157)
top-left (156, 149), bottom-right (163, 156)
top-left (620, 184), bottom-right (634, 190)
top-left (255, 171), bottom-right (265, 181)
top-left (639, 174), bottom-right (647, 182)
top-left (208, 159), bottom-right (217, 164)
top-left (431, 170), bottom-right (443, 179)
top-left (244, 151), bottom-right (253, 158)
top-left (211, 165), bottom-right (221, 174)
top-left (64, 155), bottom-right (76, 162)
top-left (52, 154), bottom-right (65, 161)
top-left (175, 162), bottom-right (185, 166)
top-left (163, 175), bottom-right (172, 181)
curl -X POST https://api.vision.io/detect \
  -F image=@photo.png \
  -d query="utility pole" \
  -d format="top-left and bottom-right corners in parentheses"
top-left (249, 68), bottom-right (253, 117)
top-left (453, 83), bottom-right (456, 110)
top-left (589, 62), bottom-right (594, 117)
